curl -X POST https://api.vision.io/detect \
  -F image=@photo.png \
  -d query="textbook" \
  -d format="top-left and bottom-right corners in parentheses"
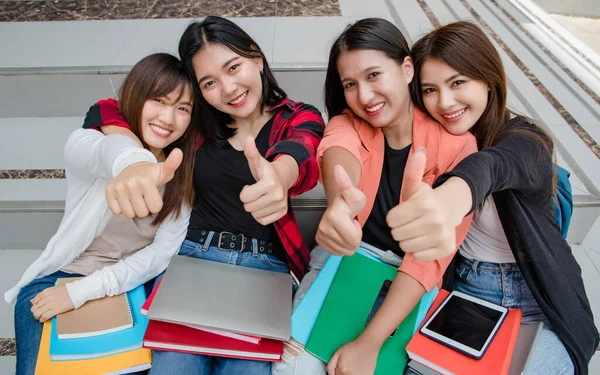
top-left (144, 319), bottom-right (283, 361)
top-left (49, 285), bottom-right (148, 361)
top-left (305, 252), bottom-right (438, 375)
top-left (36, 320), bottom-right (151, 375)
top-left (55, 278), bottom-right (133, 339)
top-left (142, 277), bottom-right (261, 344)
top-left (406, 290), bottom-right (522, 375)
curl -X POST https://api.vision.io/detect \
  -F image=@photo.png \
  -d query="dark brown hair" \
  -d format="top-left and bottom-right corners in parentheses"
top-left (119, 53), bottom-right (197, 226)
top-left (411, 21), bottom-right (553, 152)
top-left (324, 18), bottom-right (412, 118)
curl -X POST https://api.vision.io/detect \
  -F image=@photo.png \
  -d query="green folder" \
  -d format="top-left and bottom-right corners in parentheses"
top-left (305, 253), bottom-right (419, 375)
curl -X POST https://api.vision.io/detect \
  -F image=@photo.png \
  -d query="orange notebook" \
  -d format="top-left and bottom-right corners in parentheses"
top-left (56, 278), bottom-right (133, 339)
top-left (406, 290), bottom-right (522, 375)
top-left (35, 320), bottom-right (151, 375)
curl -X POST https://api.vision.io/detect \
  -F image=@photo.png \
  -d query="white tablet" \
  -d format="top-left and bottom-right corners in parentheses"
top-left (420, 291), bottom-right (509, 359)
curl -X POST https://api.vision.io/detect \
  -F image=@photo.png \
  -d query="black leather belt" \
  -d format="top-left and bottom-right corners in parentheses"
top-left (186, 229), bottom-right (281, 255)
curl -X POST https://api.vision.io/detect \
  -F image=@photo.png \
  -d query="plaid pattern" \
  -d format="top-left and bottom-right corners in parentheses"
top-left (82, 98), bottom-right (325, 280)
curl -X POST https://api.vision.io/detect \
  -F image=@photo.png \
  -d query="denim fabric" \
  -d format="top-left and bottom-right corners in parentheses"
top-left (15, 271), bottom-right (82, 375)
top-left (149, 236), bottom-right (291, 375)
top-left (454, 255), bottom-right (574, 375)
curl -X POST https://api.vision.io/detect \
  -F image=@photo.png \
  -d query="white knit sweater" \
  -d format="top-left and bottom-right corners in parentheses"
top-left (5, 129), bottom-right (190, 308)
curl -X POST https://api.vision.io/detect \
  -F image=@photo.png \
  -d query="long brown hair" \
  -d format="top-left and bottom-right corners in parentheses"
top-left (411, 21), bottom-right (553, 152)
top-left (119, 53), bottom-right (197, 226)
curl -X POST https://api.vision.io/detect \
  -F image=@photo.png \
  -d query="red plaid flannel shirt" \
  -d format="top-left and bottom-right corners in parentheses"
top-left (83, 97), bottom-right (325, 280)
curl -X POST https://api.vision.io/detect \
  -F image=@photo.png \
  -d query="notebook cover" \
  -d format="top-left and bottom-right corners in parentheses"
top-left (143, 319), bottom-right (283, 362)
top-left (49, 285), bottom-right (148, 360)
top-left (406, 290), bottom-right (523, 375)
top-left (56, 278), bottom-right (133, 339)
top-left (291, 254), bottom-right (342, 345)
top-left (290, 248), bottom-right (394, 346)
top-left (35, 320), bottom-right (151, 375)
top-left (305, 253), bottom-right (428, 375)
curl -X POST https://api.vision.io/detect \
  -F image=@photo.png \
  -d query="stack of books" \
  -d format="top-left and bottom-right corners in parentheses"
top-left (141, 255), bottom-right (293, 362)
top-left (35, 280), bottom-right (151, 374)
top-left (405, 290), bottom-right (523, 375)
top-left (294, 250), bottom-right (438, 375)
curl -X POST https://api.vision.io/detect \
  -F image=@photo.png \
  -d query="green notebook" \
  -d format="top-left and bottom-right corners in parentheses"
top-left (305, 253), bottom-right (419, 375)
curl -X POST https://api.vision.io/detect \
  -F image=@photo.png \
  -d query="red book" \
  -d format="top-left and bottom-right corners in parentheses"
top-left (143, 320), bottom-right (283, 361)
top-left (140, 278), bottom-right (162, 316)
top-left (406, 290), bottom-right (522, 375)
top-left (142, 279), bottom-right (261, 344)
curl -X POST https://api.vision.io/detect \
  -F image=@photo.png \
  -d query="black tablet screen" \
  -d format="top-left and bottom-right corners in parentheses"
top-left (425, 295), bottom-right (503, 351)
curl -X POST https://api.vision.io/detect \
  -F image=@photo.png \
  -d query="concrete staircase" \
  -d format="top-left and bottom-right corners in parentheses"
top-left (1, 0), bottom-right (600, 371)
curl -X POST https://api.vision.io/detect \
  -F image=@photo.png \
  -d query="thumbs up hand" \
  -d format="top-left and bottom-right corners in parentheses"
top-left (386, 148), bottom-right (458, 261)
top-left (316, 165), bottom-right (366, 256)
top-left (240, 137), bottom-right (290, 226)
top-left (106, 148), bottom-right (183, 218)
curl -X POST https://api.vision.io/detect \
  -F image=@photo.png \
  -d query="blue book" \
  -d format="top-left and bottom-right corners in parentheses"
top-left (49, 285), bottom-right (148, 361)
top-left (291, 248), bottom-right (389, 345)
top-left (414, 287), bottom-right (439, 335)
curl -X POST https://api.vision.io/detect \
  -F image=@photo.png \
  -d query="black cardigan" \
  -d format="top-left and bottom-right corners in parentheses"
top-left (435, 117), bottom-right (599, 375)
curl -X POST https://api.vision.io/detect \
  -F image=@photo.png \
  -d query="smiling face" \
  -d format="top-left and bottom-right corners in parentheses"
top-left (192, 43), bottom-right (264, 121)
top-left (336, 49), bottom-right (414, 130)
top-left (419, 58), bottom-right (490, 135)
top-left (139, 84), bottom-right (193, 157)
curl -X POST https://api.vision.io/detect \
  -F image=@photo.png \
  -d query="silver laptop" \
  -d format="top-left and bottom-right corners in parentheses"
top-left (147, 255), bottom-right (292, 341)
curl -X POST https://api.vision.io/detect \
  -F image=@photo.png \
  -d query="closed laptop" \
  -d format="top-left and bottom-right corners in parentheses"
top-left (147, 255), bottom-right (292, 341)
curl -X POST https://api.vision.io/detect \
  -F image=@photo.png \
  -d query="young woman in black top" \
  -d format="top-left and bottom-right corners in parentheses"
top-left (89, 16), bottom-right (324, 375)
top-left (392, 21), bottom-right (598, 375)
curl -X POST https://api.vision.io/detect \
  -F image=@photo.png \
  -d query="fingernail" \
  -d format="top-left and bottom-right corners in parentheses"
top-left (417, 147), bottom-right (427, 154)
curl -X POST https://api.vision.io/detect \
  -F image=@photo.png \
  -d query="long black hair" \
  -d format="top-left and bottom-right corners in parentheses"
top-left (324, 18), bottom-right (413, 118)
top-left (178, 16), bottom-right (286, 145)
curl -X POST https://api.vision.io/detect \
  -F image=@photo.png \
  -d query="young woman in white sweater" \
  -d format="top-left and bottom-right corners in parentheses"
top-left (6, 53), bottom-right (198, 375)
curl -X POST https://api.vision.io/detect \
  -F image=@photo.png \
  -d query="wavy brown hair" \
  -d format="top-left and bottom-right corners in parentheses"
top-left (119, 53), bottom-right (197, 226)
top-left (411, 22), bottom-right (553, 150)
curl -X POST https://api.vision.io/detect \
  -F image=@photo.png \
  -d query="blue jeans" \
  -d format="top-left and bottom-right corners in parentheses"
top-left (149, 236), bottom-right (290, 375)
top-left (15, 271), bottom-right (82, 375)
top-left (454, 255), bottom-right (574, 375)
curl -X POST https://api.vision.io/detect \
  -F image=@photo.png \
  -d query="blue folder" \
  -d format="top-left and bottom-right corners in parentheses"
top-left (49, 285), bottom-right (148, 361)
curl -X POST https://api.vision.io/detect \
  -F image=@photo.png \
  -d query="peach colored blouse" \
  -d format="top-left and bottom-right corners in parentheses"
top-left (317, 108), bottom-right (477, 291)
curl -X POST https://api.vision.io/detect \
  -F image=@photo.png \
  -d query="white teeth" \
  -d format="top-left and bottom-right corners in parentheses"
top-left (366, 103), bottom-right (384, 113)
top-left (150, 124), bottom-right (171, 135)
top-left (443, 108), bottom-right (466, 119)
top-left (230, 91), bottom-right (248, 105)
